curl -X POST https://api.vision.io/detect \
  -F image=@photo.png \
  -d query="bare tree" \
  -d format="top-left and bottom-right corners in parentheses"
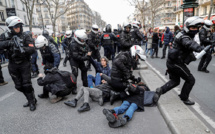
top-left (148, 0), bottom-right (165, 28)
top-left (45, 0), bottom-right (70, 34)
top-left (20, 0), bottom-right (36, 31)
top-left (208, 0), bottom-right (214, 20)
top-left (127, 0), bottom-right (147, 28)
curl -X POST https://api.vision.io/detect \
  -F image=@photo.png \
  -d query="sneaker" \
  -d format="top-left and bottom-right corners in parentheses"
top-left (64, 99), bottom-right (77, 107)
top-left (103, 109), bottom-right (117, 123)
top-left (108, 117), bottom-right (127, 128)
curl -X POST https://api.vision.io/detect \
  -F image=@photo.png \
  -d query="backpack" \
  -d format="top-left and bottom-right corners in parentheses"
top-left (57, 70), bottom-right (76, 88)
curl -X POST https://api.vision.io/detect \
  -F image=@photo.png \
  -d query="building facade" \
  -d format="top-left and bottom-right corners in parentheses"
top-left (0, 0), bottom-right (38, 26)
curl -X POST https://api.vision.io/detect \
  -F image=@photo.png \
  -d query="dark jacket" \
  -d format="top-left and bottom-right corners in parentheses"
top-left (96, 83), bottom-right (113, 101)
top-left (152, 32), bottom-right (159, 48)
top-left (40, 43), bottom-right (60, 67)
top-left (44, 35), bottom-right (58, 49)
top-left (69, 40), bottom-right (90, 61)
top-left (199, 27), bottom-right (211, 46)
top-left (131, 27), bottom-right (143, 45)
top-left (88, 31), bottom-right (100, 51)
top-left (168, 30), bottom-right (203, 64)
top-left (37, 70), bottom-right (75, 95)
top-left (120, 31), bottom-right (133, 51)
top-left (111, 51), bottom-right (133, 81)
top-left (163, 27), bottom-right (173, 45)
top-left (0, 32), bottom-right (35, 64)
top-left (100, 33), bottom-right (116, 46)
top-left (62, 37), bottom-right (73, 49)
top-left (90, 57), bottom-right (111, 76)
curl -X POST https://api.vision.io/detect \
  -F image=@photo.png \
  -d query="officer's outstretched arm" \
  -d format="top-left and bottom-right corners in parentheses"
top-left (182, 37), bottom-right (203, 52)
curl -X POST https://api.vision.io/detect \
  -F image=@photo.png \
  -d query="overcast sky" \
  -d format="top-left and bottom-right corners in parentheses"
top-left (84, 0), bottom-right (135, 28)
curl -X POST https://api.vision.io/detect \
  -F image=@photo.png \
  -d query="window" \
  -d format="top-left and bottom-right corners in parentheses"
top-left (196, 8), bottom-right (199, 16)
top-left (0, 0), bottom-right (3, 6)
top-left (11, 0), bottom-right (15, 8)
top-left (204, 6), bottom-right (207, 15)
top-left (0, 11), bottom-right (5, 21)
top-left (167, 1), bottom-right (171, 7)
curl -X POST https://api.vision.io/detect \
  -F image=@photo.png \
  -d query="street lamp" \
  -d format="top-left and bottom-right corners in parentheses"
top-left (181, 0), bottom-right (199, 25)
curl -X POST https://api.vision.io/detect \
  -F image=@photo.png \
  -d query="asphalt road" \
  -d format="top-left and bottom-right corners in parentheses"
top-left (0, 50), bottom-right (171, 134)
top-left (145, 47), bottom-right (215, 133)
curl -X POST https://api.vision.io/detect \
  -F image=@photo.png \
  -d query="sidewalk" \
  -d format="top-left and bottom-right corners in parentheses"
top-left (138, 61), bottom-right (212, 134)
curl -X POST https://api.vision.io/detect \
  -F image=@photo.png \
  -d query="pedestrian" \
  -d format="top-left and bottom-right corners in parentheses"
top-left (161, 27), bottom-right (173, 59)
top-left (87, 56), bottom-right (111, 88)
top-left (154, 17), bottom-right (205, 105)
top-left (0, 16), bottom-right (37, 111)
top-left (152, 28), bottom-right (159, 58)
top-left (145, 28), bottom-right (153, 58)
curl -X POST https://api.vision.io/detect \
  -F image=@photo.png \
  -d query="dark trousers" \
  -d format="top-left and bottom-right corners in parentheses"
top-left (114, 43), bottom-right (121, 54)
top-left (198, 52), bottom-right (212, 71)
top-left (69, 58), bottom-right (88, 87)
top-left (160, 61), bottom-right (195, 101)
top-left (63, 49), bottom-right (70, 64)
top-left (104, 45), bottom-right (115, 61)
top-left (31, 51), bottom-right (39, 73)
top-left (8, 61), bottom-right (34, 93)
top-left (43, 85), bottom-right (72, 97)
top-left (0, 64), bottom-right (4, 83)
top-left (152, 44), bottom-right (158, 57)
top-left (162, 44), bottom-right (170, 58)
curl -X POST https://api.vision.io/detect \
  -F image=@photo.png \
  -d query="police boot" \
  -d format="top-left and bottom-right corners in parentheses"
top-left (26, 92), bottom-right (37, 111)
top-left (38, 88), bottom-right (49, 99)
top-left (108, 117), bottom-right (127, 128)
top-left (110, 91), bottom-right (120, 105)
top-left (78, 103), bottom-right (90, 112)
top-left (23, 92), bottom-right (37, 107)
top-left (71, 87), bottom-right (77, 94)
top-left (153, 87), bottom-right (163, 104)
top-left (64, 99), bottom-right (77, 107)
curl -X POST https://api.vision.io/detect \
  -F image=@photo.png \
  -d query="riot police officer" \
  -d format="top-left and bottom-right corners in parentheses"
top-left (113, 27), bottom-right (121, 54)
top-left (35, 35), bottom-right (61, 73)
top-left (154, 17), bottom-right (205, 105)
top-left (87, 24), bottom-right (101, 70)
top-left (101, 24), bottom-right (116, 61)
top-left (0, 16), bottom-right (37, 111)
top-left (62, 30), bottom-right (73, 67)
top-left (42, 30), bottom-right (59, 49)
top-left (198, 20), bottom-right (213, 73)
top-left (69, 30), bottom-right (91, 94)
top-left (120, 22), bottom-right (133, 52)
top-left (131, 21), bottom-right (144, 46)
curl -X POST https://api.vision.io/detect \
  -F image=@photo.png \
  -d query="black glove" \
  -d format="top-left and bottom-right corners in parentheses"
top-left (7, 40), bottom-right (15, 47)
top-left (196, 46), bottom-right (204, 52)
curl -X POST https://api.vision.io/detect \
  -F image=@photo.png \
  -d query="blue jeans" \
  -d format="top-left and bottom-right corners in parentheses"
top-left (145, 42), bottom-right (148, 53)
top-left (145, 48), bottom-right (153, 57)
top-left (113, 101), bottom-right (138, 120)
top-left (87, 73), bottom-right (101, 88)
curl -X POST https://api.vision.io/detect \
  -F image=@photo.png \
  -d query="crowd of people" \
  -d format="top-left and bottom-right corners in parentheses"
top-left (0, 15), bottom-right (215, 128)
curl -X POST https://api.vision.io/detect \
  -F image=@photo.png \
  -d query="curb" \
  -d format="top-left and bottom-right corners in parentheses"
top-left (139, 61), bottom-right (212, 134)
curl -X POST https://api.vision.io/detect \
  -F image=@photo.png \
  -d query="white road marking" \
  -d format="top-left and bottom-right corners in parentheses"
top-left (0, 92), bottom-right (15, 102)
top-left (145, 61), bottom-right (215, 129)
